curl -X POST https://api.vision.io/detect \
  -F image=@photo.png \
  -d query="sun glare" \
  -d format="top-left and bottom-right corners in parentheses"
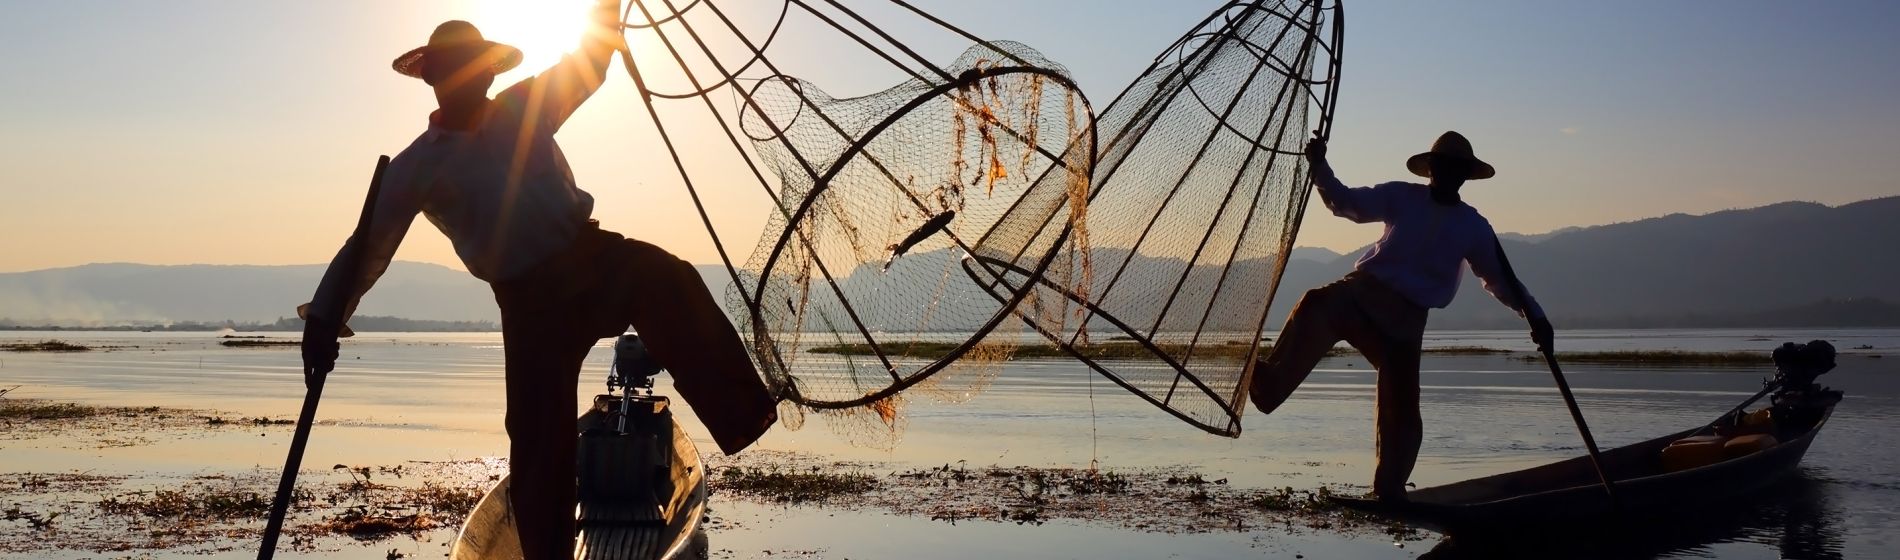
top-left (472, 0), bottom-right (601, 74)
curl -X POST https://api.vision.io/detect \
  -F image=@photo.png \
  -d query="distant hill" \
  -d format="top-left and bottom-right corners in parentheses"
top-left (1272, 196), bottom-right (1900, 329)
top-left (4, 196), bottom-right (1897, 329)
top-left (0, 262), bottom-right (498, 326)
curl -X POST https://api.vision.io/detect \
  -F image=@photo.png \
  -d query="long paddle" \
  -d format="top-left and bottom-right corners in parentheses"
top-left (1492, 240), bottom-right (1621, 508)
top-left (257, 155), bottom-right (390, 559)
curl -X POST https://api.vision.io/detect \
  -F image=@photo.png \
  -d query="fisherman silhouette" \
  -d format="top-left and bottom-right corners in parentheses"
top-left (1250, 131), bottom-right (1555, 502)
top-left (299, 2), bottom-right (774, 557)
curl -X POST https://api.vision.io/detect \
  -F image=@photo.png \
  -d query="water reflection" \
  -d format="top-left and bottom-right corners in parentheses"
top-left (1420, 469), bottom-right (1844, 559)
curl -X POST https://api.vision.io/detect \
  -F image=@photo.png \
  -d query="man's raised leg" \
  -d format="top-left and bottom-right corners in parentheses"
top-left (1250, 284), bottom-right (1349, 414)
top-left (598, 238), bottom-right (776, 455)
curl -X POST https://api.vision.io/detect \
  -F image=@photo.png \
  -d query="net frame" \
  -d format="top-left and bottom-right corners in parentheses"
top-left (612, 0), bottom-right (1099, 438)
top-left (963, 0), bottom-right (1345, 436)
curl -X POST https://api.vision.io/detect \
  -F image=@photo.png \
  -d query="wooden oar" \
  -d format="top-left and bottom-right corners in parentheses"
top-left (257, 155), bottom-right (390, 559)
top-left (1492, 240), bottom-right (1621, 508)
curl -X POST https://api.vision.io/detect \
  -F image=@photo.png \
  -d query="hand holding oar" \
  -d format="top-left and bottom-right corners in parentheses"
top-left (1493, 241), bottom-right (1621, 508)
top-left (257, 155), bottom-right (390, 559)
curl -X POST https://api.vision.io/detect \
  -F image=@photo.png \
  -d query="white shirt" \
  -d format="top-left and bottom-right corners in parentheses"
top-left (1314, 165), bottom-right (1545, 319)
top-left (309, 53), bottom-right (603, 321)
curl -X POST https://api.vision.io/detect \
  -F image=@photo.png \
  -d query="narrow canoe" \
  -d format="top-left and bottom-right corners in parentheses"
top-left (449, 395), bottom-right (709, 560)
top-left (1333, 390), bottom-right (1840, 537)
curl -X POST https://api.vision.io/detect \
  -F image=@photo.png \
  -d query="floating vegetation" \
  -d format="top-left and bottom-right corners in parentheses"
top-left (0, 340), bottom-right (90, 352)
top-left (712, 466), bottom-right (879, 503)
top-left (204, 416), bottom-right (296, 426)
top-left (0, 506), bottom-right (59, 531)
top-left (0, 401), bottom-right (102, 420)
top-left (1534, 350), bottom-right (1771, 366)
top-left (3, 459), bottom-right (499, 555)
top-left (306, 507), bottom-right (443, 540)
top-left (219, 339), bottom-right (300, 348)
top-left (98, 485), bottom-right (275, 519)
top-left (703, 452), bottom-right (1414, 538)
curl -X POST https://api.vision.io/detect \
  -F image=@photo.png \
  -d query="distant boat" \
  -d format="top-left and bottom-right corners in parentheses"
top-left (1333, 384), bottom-right (1841, 538)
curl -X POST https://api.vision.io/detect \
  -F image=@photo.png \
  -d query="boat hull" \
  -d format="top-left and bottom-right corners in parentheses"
top-left (449, 399), bottom-right (709, 560)
top-left (1335, 395), bottom-right (1837, 536)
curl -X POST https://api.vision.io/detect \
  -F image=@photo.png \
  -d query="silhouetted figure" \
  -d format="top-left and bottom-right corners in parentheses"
top-left (1250, 131), bottom-right (1554, 501)
top-left (299, 2), bottom-right (775, 557)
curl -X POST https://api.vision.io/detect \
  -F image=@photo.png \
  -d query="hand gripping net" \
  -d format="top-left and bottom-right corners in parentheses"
top-left (617, 0), bottom-right (1340, 443)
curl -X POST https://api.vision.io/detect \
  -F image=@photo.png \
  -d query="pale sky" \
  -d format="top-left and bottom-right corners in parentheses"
top-left (3, 0), bottom-right (1897, 274)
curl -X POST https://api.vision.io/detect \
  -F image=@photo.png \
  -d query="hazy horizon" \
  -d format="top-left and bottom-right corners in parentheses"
top-left (4, 0), bottom-right (1898, 275)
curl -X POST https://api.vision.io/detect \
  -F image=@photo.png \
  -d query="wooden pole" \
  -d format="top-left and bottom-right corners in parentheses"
top-left (257, 155), bottom-right (390, 559)
top-left (1493, 240), bottom-right (1621, 508)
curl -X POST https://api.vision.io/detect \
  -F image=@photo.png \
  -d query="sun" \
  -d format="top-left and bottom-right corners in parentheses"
top-left (471, 0), bottom-right (603, 74)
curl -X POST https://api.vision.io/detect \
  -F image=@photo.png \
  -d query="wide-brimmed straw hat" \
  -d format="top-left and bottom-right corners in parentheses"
top-left (1405, 131), bottom-right (1495, 180)
top-left (391, 20), bottom-right (523, 80)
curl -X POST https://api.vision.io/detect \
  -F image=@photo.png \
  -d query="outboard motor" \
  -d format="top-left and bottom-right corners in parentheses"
top-left (1770, 340), bottom-right (1835, 391)
top-left (611, 334), bottom-right (664, 395)
top-left (1769, 340), bottom-right (1841, 431)
top-left (579, 334), bottom-right (676, 519)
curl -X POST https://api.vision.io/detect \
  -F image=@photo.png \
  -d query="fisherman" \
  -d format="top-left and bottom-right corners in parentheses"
top-left (298, 2), bottom-right (776, 556)
top-left (1250, 131), bottom-right (1554, 501)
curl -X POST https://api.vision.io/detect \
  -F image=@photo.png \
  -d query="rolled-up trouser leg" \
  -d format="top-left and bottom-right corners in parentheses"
top-left (597, 238), bottom-right (776, 455)
top-left (499, 306), bottom-right (592, 560)
top-left (1249, 284), bottom-right (1349, 414)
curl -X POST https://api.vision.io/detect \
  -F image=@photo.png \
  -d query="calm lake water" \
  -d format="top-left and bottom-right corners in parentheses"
top-left (1, 328), bottom-right (1896, 559)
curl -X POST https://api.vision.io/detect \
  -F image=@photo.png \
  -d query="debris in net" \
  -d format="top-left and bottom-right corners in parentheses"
top-left (885, 210), bottom-right (957, 272)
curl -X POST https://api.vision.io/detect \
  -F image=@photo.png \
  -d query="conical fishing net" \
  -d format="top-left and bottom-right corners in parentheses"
top-left (973, 0), bottom-right (1345, 435)
top-left (616, 0), bottom-right (1094, 446)
top-left (615, 0), bottom-right (1340, 443)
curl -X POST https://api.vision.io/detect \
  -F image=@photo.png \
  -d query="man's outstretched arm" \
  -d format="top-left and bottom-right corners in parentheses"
top-left (1306, 135), bottom-right (1391, 224)
top-left (301, 165), bottom-right (423, 378)
top-left (499, 0), bottom-right (624, 131)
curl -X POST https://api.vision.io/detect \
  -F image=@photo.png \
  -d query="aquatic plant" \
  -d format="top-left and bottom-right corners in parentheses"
top-left (219, 339), bottom-right (300, 348)
top-left (0, 340), bottom-right (90, 352)
top-left (711, 466), bottom-right (879, 503)
top-left (1534, 350), bottom-right (1771, 366)
top-left (97, 486), bottom-right (275, 519)
top-left (0, 401), bottom-right (101, 420)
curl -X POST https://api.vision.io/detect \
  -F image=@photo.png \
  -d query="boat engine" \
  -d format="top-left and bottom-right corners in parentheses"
top-left (578, 334), bottom-right (676, 520)
top-left (1771, 340), bottom-right (1835, 391)
top-left (1769, 340), bottom-right (1840, 431)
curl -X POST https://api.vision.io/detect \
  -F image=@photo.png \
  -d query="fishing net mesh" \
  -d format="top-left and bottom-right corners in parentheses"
top-left (729, 42), bottom-right (1094, 445)
top-left (970, 1), bottom-right (1337, 434)
top-left (619, 0), bottom-right (1338, 444)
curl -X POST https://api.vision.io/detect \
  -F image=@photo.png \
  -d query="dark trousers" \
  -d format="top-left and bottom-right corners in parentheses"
top-left (1249, 272), bottom-right (1427, 496)
top-left (493, 226), bottom-right (776, 559)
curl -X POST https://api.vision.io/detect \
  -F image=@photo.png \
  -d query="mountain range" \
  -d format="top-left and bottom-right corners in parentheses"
top-left (2, 196), bottom-right (1896, 329)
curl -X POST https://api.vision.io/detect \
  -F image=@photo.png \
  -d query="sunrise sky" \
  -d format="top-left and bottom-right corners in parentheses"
top-left (3, 0), bottom-right (1897, 274)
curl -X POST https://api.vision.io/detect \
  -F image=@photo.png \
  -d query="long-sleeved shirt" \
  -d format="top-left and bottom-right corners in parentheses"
top-left (307, 48), bottom-right (611, 323)
top-left (1312, 163), bottom-right (1545, 319)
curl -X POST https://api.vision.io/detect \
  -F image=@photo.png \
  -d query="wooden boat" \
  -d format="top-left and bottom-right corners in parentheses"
top-left (449, 393), bottom-right (709, 560)
top-left (1333, 387), bottom-right (1842, 537)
